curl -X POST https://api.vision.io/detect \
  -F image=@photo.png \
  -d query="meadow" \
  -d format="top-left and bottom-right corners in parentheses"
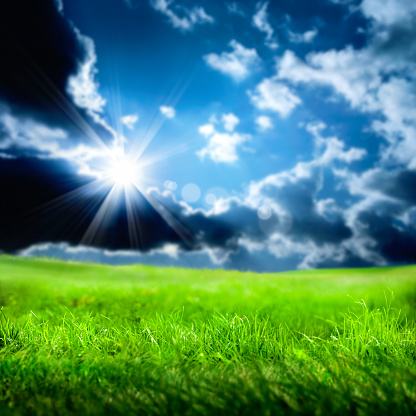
top-left (0, 255), bottom-right (415, 415)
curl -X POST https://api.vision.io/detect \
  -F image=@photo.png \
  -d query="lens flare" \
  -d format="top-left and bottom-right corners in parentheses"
top-left (106, 158), bottom-right (140, 187)
top-left (108, 159), bottom-right (139, 187)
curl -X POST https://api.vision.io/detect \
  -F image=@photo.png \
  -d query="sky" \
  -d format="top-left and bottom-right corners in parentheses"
top-left (0, 0), bottom-right (416, 272)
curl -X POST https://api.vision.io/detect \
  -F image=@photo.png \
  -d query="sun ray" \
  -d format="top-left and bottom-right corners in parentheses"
top-left (81, 184), bottom-right (122, 246)
top-left (129, 76), bottom-right (193, 165)
top-left (4, 31), bottom-right (114, 154)
top-left (132, 182), bottom-right (194, 248)
top-left (124, 185), bottom-right (144, 248)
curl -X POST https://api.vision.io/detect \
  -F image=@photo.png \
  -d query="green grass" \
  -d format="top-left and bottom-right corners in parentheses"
top-left (0, 255), bottom-right (415, 415)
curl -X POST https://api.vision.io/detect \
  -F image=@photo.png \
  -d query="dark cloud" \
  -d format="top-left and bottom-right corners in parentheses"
top-left (371, 14), bottom-right (416, 67)
top-left (365, 169), bottom-right (416, 206)
top-left (0, 0), bottom-right (111, 144)
top-left (259, 172), bottom-right (352, 245)
top-left (154, 193), bottom-right (275, 249)
top-left (21, 241), bottom-right (303, 273)
top-left (348, 168), bottom-right (416, 265)
top-left (3, 156), bottom-right (415, 270)
top-left (0, 158), bottom-right (265, 255)
top-left (357, 210), bottom-right (416, 264)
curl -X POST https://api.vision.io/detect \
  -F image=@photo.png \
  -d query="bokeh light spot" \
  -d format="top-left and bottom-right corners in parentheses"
top-left (257, 205), bottom-right (272, 220)
top-left (205, 193), bottom-right (217, 205)
top-left (182, 183), bottom-right (201, 203)
top-left (164, 180), bottom-right (177, 191)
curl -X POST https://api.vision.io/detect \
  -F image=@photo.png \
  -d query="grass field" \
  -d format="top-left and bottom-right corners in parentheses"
top-left (0, 255), bottom-right (415, 415)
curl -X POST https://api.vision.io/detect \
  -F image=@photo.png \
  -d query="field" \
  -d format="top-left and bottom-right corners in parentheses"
top-left (0, 255), bottom-right (415, 415)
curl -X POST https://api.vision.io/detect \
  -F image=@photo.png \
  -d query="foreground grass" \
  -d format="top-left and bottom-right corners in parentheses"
top-left (0, 256), bottom-right (415, 415)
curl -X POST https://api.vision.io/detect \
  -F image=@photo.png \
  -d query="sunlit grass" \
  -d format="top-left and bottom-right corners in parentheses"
top-left (0, 255), bottom-right (415, 415)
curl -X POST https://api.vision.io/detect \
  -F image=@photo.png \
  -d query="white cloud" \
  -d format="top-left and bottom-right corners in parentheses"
top-left (255, 115), bottom-right (273, 131)
top-left (197, 132), bottom-right (250, 163)
top-left (275, 0), bottom-right (416, 172)
top-left (198, 123), bottom-right (216, 137)
top-left (121, 114), bottom-right (139, 130)
top-left (248, 78), bottom-right (301, 118)
top-left (277, 48), bottom-right (381, 110)
top-left (24, 241), bottom-right (236, 269)
top-left (288, 28), bottom-right (318, 43)
top-left (222, 113), bottom-right (239, 132)
top-left (277, 27), bottom-right (416, 168)
top-left (66, 30), bottom-right (118, 143)
top-left (160, 105), bottom-right (175, 118)
top-left (203, 40), bottom-right (261, 81)
top-left (197, 114), bottom-right (249, 163)
top-left (150, 0), bottom-right (214, 32)
top-left (252, 2), bottom-right (279, 49)
top-left (360, 0), bottom-right (416, 25)
top-left (318, 136), bottom-right (367, 165)
top-left (67, 32), bottom-right (106, 117)
top-left (305, 121), bottom-right (367, 164)
top-left (373, 78), bottom-right (416, 168)
top-left (0, 108), bottom-right (116, 178)
top-left (234, 123), bottom-right (369, 269)
top-left (0, 111), bottom-right (67, 155)
top-left (226, 2), bottom-right (245, 16)
top-left (19, 242), bottom-right (191, 265)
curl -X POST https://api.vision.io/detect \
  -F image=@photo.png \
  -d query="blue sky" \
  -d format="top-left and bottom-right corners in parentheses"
top-left (1, 0), bottom-right (416, 271)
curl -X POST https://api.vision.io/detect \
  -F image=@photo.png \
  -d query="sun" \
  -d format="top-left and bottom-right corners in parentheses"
top-left (107, 158), bottom-right (140, 187)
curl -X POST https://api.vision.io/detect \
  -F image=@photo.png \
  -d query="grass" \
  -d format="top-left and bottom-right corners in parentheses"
top-left (0, 255), bottom-right (415, 415)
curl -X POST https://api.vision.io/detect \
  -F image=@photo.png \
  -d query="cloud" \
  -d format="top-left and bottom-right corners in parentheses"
top-left (252, 2), bottom-right (279, 49)
top-left (197, 114), bottom-right (250, 163)
top-left (66, 30), bottom-right (116, 140)
top-left (0, 152), bottom-right (16, 160)
top-left (0, 107), bottom-right (113, 177)
top-left (3, 125), bottom-right (413, 272)
top-left (203, 40), bottom-right (261, 81)
top-left (3, 0), bottom-right (416, 273)
top-left (246, 170), bottom-right (352, 246)
top-left (226, 2), bottom-right (245, 16)
top-left (341, 167), bottom-right (416, 209)
top-left (236, 126), bottom-right (377, 270)
top-left (0, 111), bottom-right (67, 155)
top-left (277, 48), bottom-right (380, 110)
top-left (276, 0), bottom-right (416, 169)
top-left (159, 105), bottom-right (176, 118)
top-left (336, 166), bottom-right (416, 265)
top-left (306, 121), bottom-right (367, 164)
top-left (19, 241), bottom-right (227, 269)
top-left (255, 115), bottom-right (273, 131)
top-left (222, 113), bottom-right (240, 132)
top-left (360, 0), bottom-right (416, 26)
top-left (66, 32), bottom-right (106, 116)
top-left (0, 2), bottom-right (84, 126)
top-left (0, 157), bottom-right (247, 254)
top-left (248, 78), bottom-right (302, 118)
top-left (121, 114), bottom-right (139, 130)
top-left (288, 28), bottom-right (318, 43)
top-left (149, 0), bottom-right (214, 32)
top-left (328, 0), bottom-right (355, 4)
top-left (198, 123), bottom-right (215, 137)
top-left (197, 132), bottom-right (250, 163)
top-left (123, 0), bottom-right (141, 10)
top-left (19, 240), bottom-right (306, 272)
top-left (0, 0), bottom-right (116, 165)
top-left (54, 0), bottom-right (63, 12)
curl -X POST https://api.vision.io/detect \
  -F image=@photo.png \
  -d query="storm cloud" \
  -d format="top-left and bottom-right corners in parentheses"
top-left (1, 0), bottom-right (415, 272)
top-left (0, 0), bottom-right (112, 155)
